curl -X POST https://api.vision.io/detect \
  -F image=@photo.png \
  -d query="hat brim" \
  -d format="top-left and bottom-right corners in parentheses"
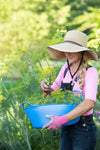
top-left (47, 42), bottom-right (98, 61)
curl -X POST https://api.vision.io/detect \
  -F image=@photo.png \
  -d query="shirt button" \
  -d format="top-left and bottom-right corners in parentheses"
top-left (83, 123), bottom-right (86, 127)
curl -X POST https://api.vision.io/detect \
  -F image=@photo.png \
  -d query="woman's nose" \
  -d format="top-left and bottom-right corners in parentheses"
top-left (65, 52), bottom-right (71, 56)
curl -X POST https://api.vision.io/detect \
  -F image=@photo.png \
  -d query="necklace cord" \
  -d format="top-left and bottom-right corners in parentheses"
top-left (67, 51), bottom-right (84, 80)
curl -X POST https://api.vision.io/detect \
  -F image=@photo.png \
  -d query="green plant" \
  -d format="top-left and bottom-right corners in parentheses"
top-left (37, 89), bottom-right (82, 105)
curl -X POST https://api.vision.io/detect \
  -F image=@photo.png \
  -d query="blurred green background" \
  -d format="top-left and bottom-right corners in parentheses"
top-left (0, 0), bottom-right (100, 150)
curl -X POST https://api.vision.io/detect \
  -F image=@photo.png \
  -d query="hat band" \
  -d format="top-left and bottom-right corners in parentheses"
top-left (64, 40), bottom-right (83, 47)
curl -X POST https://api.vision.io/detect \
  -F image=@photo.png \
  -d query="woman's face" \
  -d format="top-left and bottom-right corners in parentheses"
top-left (65, 52), bottom-right (82, 64)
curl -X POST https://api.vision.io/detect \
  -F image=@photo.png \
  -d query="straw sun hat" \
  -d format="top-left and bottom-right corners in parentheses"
top-left (47, 30), bottom-right (98, 61)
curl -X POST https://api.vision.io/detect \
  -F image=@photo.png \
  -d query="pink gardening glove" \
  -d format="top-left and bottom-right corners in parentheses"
top-left (43, 115), bottom-right (68, 130)
top-left (41, 79), bottom-right (50, 91)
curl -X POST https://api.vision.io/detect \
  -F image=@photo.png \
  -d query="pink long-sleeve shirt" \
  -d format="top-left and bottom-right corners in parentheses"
top-left (51, 62), bottom-right (98, 116)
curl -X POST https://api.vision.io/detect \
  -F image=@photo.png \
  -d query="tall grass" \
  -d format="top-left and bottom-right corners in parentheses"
top-left (0, 56), bottom-right (61, 150)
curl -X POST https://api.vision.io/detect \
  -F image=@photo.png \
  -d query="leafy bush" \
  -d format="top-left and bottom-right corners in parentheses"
top-left (37, 89), bottom-right (82, 105)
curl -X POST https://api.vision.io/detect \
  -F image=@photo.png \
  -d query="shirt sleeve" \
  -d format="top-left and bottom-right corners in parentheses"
top-left (51, 63), bottom-right (67, 90)
top-left (83, 67), bottom-right (98, 101)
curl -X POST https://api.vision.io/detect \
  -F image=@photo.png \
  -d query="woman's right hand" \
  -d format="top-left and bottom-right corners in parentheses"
top-left (41, 79), bottom-right (51, 91)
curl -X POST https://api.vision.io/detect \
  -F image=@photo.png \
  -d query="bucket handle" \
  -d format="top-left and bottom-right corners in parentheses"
top-left (72, 90), bottom-right (83, 102)
top-left (22, 102), bottom-right (34, 110)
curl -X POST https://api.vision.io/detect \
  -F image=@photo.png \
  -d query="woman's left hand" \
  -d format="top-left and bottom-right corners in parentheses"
top-left (43, 115), bottom-right (68, 130)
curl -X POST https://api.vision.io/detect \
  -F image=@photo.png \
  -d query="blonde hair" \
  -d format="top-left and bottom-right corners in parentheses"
top-left (78, 52), bottom-right (89, 90)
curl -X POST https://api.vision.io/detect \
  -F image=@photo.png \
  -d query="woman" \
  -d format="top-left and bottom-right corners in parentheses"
top-left (41, 30), bottom-right (98, 150)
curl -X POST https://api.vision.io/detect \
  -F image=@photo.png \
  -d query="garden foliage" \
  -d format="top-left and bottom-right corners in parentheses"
top-left (37, 89), bottom-right (82, 105)
top-left (0, 0), bottom-right (100, 149)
